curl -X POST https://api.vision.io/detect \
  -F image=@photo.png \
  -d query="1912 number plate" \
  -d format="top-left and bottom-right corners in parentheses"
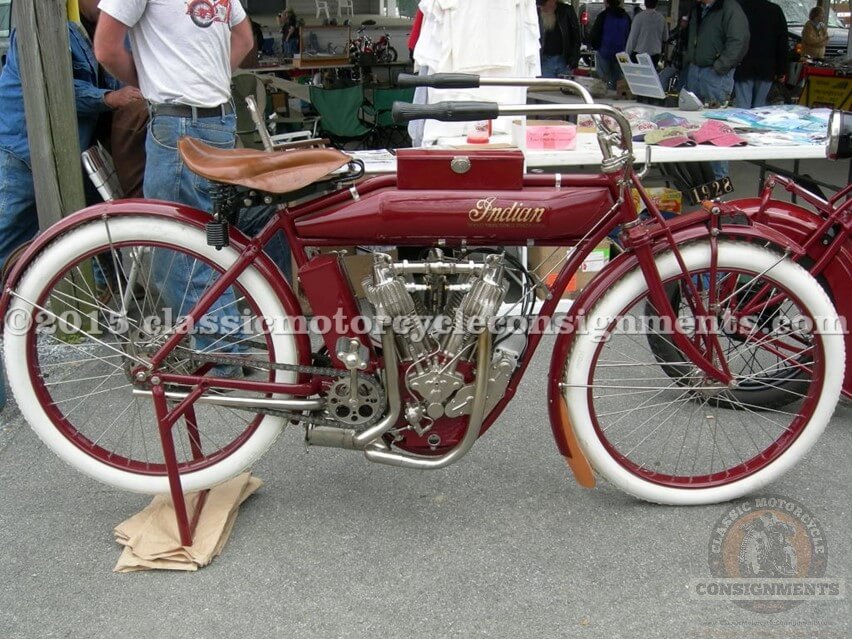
top-left (687, 177), bottom-right (734, 205)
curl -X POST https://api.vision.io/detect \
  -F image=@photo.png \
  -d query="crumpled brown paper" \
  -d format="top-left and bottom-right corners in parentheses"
top-left (113, 472), bottom-right (262, 572)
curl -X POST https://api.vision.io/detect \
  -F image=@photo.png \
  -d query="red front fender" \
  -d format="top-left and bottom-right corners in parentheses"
top-left (0, 198), bottom-right (311, 365)
top-left (545, 215), bottom-right (809, 485)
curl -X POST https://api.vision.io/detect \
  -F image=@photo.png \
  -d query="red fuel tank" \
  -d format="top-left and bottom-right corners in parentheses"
top-left (293, 175), bottom-right (617, 246)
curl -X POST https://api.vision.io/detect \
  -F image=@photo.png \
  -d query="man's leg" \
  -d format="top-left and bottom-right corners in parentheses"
top-left (0, 150), bottom-right (39, 273)
top-left (685, 64), bottom-right (702, 96)
top-left (144, 111), bottom-right (247, 362)
top-left (753, 79), bottom-right (773, 108)
top-left (733, 79), bottom-right (754, 109)
top-left (540, 54), bottom-right (562, 78)
top-left (595, 53), bottom-right (612, 89)
top-left (238, 204), bottom-right (291, 280)
top-left (698, 67), bottom-right (735, 179)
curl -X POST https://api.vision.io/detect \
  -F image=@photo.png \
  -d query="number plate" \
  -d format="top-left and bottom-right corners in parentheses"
top-left (687, 177), bottom-right (734, 205)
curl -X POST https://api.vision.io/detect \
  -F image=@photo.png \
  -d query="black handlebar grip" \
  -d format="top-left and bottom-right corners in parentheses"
top-left (396, 73), bottom-right (481, 89)
top-left (392, 101), bottom-right (500, 124)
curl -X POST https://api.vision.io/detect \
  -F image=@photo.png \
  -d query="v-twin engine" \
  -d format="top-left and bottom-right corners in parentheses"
top-left (364, 251), bottom-right (527, 435)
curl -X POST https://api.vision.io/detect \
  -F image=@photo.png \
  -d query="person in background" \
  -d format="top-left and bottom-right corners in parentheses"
top-left (658, 13), bottom-right (689, 92)
top-left (589, 0), bottom-right (631, 94)
top-left (682, 0), bottom-right (748, 178)
top-left (733, 0), bottom-right (787, 108)
top-left (682, 0), bottom-right (748, 107)
top-left (536, 0), bottom-right (581, 78)
top-left (0, 0), bottom-right (142, 272)
top-left (278, 7), bottom-right (300, 58)
top-left (801, 6), bottom-right (829, 60)
top-left (625, 0), bottom-right (668, 67)
top-left (95, 0), bottom-right (255, 374)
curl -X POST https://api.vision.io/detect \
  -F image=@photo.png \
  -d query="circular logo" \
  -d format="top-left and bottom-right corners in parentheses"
top-left (187, 0), bottom-right (216, 28)
top-left (706, 495), bottom-right (828, 613)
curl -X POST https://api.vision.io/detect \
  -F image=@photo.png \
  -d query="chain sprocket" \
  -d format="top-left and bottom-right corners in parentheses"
top-left (170, 351), bottom-right (387, 430)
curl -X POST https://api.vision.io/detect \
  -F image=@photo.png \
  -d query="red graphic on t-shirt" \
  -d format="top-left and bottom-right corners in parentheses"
top-left (186, 0), bottom-right (231, 28)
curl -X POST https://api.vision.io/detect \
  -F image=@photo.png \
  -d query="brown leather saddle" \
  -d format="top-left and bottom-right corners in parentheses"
top-left (177, 138), bottom-right (351, 194)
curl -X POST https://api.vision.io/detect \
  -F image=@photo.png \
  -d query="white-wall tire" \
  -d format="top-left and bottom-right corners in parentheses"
top-left (4, 216), bottom-right (299, 494)
top-left (563, 240), bottom-right (843, 505)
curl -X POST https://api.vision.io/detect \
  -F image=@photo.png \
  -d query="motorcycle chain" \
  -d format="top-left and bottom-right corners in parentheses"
top-left (162, 351), bottom-right (388, 430)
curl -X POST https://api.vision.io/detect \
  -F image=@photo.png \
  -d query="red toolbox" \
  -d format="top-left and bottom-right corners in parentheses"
top-left (396, 148), bottom-right (525, 190)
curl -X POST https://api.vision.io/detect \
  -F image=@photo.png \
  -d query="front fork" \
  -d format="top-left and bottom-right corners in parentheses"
top-left (621, 187), bottom-right (734, 385)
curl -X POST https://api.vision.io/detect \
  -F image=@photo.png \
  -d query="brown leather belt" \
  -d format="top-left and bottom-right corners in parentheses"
top-left (150, 102), bottom-right (234, 118)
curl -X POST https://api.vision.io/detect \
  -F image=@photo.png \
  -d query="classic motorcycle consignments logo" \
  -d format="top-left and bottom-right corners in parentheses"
top-left (691, 495), bottom-right (844, 613)
top-left (468, 197), bottom-right (545, 226)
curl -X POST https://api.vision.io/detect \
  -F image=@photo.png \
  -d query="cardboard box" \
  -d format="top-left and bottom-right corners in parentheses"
top-left (528, 240), bottom-right (612, 301)
top-left (631, 187), bottom-right (682, 215)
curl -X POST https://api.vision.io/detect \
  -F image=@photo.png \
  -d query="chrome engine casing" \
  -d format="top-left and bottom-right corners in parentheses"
top-left (363, 251), bottom-right (526, 433)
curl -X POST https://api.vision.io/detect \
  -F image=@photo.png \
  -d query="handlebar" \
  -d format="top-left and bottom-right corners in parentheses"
top-left (396, 74), bottom-right (597, 105)
top-left (397, 73), bottom-right (482, 89)
top-left (392, 101), bottom-right (500, 123)
top-left (392, 76), bottom-right (635, 163)
top-left (392, 75), bottom-right (633, 164)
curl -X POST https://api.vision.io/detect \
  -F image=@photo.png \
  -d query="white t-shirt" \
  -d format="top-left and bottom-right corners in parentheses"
top-left (98, 0), bottom-right (246, 107)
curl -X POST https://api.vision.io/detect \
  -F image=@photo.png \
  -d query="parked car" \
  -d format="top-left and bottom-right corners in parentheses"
top-left (0, 0), bottom-right (12, 67)
top-left (774, 0), bottom-right (848, 59)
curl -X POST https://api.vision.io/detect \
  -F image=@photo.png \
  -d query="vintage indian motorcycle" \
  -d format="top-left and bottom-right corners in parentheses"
top-left (0, 76), bottom-right (847, 515)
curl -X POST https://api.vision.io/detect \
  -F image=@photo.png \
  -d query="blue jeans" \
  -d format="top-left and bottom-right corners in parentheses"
top-left (145, 111), bottom-right (248, 357)
top-left (595, 53), bottom-right (622, 90)
top-left (0, 149), bottom-right (38, 273)
top-left (686, 65), bottom-right (735, 178)
top-left (733, 78), bottom-right (772, 109)
top-left (239, 204), bottom-right (292, 281)
top-left (685, 65), bottom-right (735, 105)
top-left (540, 53), bottom-right (569, 79)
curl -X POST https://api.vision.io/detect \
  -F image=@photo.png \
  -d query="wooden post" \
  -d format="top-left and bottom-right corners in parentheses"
top-left (14, 0), bottom-right (85, 230)
top-left (14, 0), bottom-right (93, 341)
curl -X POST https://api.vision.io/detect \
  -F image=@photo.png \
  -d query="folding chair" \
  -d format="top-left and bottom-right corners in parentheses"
top-left (308, 84), bottom-right (376, 149)
top-left (315, 0), bottom-right (330, 19)
top-left (245, 96), bottom-right (323, 151)
top-left (337, 0), bottom-right (354, 17)
top-left (364, 86), bottom-right (415, 149)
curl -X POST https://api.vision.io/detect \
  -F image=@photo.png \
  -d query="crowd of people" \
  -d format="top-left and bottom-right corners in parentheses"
top-left (535, 0), bottom-right (830, 110)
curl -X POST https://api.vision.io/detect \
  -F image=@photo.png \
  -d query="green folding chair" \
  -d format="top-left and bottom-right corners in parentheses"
top-left (308, 84), bottom-right (376, 149)
top-left (366, 86), bottom-right (415, 149)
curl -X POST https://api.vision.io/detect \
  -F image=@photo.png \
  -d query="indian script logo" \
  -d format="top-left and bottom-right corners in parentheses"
top-left (468, 197), bottom-right (545, 226)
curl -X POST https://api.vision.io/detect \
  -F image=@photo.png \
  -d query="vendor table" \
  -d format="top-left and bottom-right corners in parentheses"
top-left (523, 89), bottom-right (844, 194)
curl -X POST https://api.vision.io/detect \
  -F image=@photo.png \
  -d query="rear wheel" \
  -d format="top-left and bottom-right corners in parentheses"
top-left (563, 240), bottom-right (843, 505)
top-left (4, 216), bottom-right (301, 494)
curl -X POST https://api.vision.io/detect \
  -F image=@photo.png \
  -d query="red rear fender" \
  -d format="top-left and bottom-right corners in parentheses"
top-left (0, 200), bottom-right (310, 366)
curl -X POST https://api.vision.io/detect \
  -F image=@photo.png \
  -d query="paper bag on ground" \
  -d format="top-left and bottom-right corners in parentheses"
top-left (113, 472), bottom-right (262, 572)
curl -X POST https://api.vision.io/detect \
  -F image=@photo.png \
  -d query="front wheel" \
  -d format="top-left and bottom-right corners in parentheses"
top-left (563, 240), bottom-right (843, 505)
top-left (4, 215), bottom-right (301, 494)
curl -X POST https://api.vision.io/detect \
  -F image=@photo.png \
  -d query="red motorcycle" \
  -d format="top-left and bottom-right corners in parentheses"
top-left (726, 171), bottom-right (852, 403)
top-left (373, 29), bottom-right (398, 64)
top-left (0, 77), bottom-right (845, 515)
